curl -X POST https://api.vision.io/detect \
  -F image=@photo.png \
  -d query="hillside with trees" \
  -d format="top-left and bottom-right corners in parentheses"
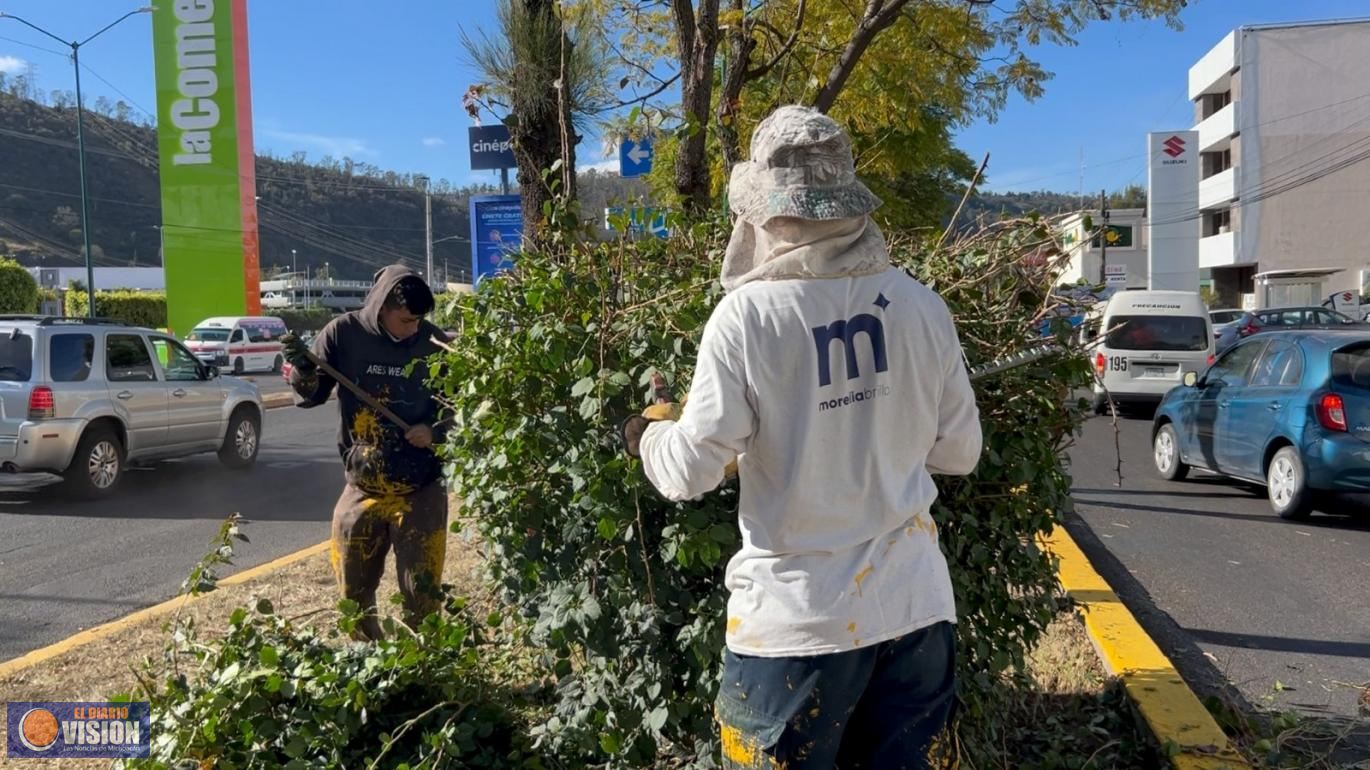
top-left (0, 84), bottom-right (647, 282)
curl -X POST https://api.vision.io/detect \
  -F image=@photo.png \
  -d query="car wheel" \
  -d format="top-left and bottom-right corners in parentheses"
top-left (62, 426), bottom-right (124, 499)
top-left (1153, 423), bottom-right (1188, 481)
top-left (233, 357), bottom-right (245, 375)
top-left (1267, 446), bottom-right (1312, 520)
top-left (218, 407), bottom-right (261, 469)
top-left (272, 355), bottom-right (283, 374)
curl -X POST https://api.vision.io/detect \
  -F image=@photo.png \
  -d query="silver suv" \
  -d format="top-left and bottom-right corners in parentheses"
top-left (0, 316), bottom-right (264, 498)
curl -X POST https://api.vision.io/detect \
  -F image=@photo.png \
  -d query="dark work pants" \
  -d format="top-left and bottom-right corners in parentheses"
top-left (716, 621), bottom-right (957, 770)
top-left (329, 481), bottom-right (448, 640)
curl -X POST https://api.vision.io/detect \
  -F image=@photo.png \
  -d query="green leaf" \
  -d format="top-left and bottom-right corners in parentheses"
top-left (571, 377), bottom-right (595, 397)
top-left (256, 597), bottom-right (275, 615)
top-left (259, 645), bottom-right (280, 667)
top-left (597, 517), bottom-right (617, 540)
top-left (647, 706), bottom-right (669, 731)
top-left (600, 732), bottom-right (622, 753)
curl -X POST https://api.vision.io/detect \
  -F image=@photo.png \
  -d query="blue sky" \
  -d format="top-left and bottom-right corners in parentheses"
top-left (1, 0), bottom-right (1368, 194)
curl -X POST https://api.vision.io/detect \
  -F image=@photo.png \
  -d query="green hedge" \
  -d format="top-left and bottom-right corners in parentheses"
top-left (0, 257), bottom-right (38, 314)
top-left (268, 307), bottom-right (336, 333)
top-left (65, 290), bottom-right (168, 328)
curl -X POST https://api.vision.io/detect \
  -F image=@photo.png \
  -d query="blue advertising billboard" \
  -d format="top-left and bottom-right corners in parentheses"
top-left (470, 195), bottom-right (523, 285)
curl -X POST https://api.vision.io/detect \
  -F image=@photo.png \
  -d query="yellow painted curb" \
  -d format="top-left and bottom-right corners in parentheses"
top-left (0, 541), bottom-right (330, 679)
top-left (1043, 526), bottom-right (1250, 770)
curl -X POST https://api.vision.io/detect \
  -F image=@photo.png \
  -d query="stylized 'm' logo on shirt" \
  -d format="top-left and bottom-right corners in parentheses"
top-left (811, 313), bottom-right (887, 387)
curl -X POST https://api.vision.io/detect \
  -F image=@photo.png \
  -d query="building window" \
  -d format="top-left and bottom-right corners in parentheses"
top-left (1202, 90), bottom-right (1232, 119)
top-left (1202, 148), bottom-right (1232, 179)
top-left (1204, 209), bottom-right (1232, 237)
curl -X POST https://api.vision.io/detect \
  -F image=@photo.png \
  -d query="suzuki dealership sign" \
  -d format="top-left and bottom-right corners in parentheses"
top-left (1146, 131), bottom-right (1200, 291)
top-left (151, 0), bottom-right (260, 335)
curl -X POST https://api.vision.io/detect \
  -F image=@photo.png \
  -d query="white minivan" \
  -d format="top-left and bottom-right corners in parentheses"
top-left (184, 316), bottom-right (289, 375)
top-left (1087, 291), bottom-right (1214, 413)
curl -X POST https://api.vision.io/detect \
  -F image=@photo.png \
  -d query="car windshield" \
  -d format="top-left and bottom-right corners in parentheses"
top-left (1105, 315), bottom-right (1208, 351)
top-left (187, 328), bottom-right (230, 342)
top-left (1211, 311), bottom-right (1244, 325)
top-left (0, 331), bottom-right (33, 381)
top-left (1330, 343), bottom-right (1370, 390)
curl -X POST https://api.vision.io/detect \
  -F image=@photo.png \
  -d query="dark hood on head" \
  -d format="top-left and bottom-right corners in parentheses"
top-left (360, 264), bottom-right (432, 336)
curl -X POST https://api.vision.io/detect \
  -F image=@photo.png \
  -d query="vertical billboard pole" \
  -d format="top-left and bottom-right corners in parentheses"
top-left (151, 0), bottom-right (260, 335)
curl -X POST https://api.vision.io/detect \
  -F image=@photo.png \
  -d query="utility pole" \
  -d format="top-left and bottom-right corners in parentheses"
top-left (1099, 189), bottom-right (1110, 286)
top-left (417, 175), bottom-right (434, 284)
top-left (290, 248), bottom-right (297, 307)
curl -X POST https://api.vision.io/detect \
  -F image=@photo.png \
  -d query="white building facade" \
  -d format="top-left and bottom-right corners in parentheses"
top-left (1189, 19), bottom-right (1370, 308)
top-left (1056, 208), bottom-right (1150, 290)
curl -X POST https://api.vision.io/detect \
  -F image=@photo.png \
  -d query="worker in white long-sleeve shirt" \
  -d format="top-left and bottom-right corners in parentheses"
top-left (621, 105), bottom-right (983, 770)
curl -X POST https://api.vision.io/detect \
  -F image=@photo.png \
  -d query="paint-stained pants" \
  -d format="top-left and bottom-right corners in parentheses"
top-left (716, 621), bottom-right (957, 770)
top-left (330, 481), bottom-right (448, 640)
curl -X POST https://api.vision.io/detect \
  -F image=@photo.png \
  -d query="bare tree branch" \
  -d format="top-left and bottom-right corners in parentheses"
top-left (596, 71), bottom-right (683, 113)
top-left (745, 0), bottom-right (807, 80)
top-left (812, 0), bottom-right (912, 113)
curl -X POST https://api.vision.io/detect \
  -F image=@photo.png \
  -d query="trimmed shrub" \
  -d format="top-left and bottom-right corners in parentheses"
top-left (65, 289), bottom-right (167, 328)
top-left (0, 257), bottom-right (38, 314)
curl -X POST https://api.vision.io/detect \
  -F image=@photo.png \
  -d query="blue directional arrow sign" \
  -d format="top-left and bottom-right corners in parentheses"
top-left (619, 137), bottom-right (654, 178)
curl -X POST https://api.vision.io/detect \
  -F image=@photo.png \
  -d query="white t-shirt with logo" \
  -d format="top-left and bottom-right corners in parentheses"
top-left (641, 267), bottom-right (982, 657)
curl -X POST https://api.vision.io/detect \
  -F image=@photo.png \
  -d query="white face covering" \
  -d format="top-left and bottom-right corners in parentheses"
top-left (720, 214), bottom-right (891, 292)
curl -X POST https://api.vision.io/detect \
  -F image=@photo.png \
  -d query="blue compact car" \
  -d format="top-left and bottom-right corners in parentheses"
top-left (1151, 331), bottom-right (1370, 519)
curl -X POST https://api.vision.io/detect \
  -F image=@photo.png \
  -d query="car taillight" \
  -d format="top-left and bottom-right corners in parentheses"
top-left (1207, 354), bottom-right (1215, 365)
top-left (1094, 352), bottom-right (1106, 376)
top-left (1317, 393), bottom-right (1347, 432)
top-left (28, 387), bottom-right (54, 420)
top-left (1240, 319), bottom-right (1259, 337)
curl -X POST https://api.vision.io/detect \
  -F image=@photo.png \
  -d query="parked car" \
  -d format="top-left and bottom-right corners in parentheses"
top-left (1090, 290), bottom-right (1214, 414)
top-left (1151, 330), bottom-right (1370, 519)
top-left (0, 316), bottom-right (264, 498)
top-left (1216, 306), bottom-right (1368, 354)
top-left (1210, 308), bottom-right (1246, 327)
top-left (184, 316), bottom-right (289, 375)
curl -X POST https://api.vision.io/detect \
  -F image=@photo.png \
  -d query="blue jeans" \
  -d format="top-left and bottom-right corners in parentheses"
top-left (716, 621), bottom-right (956, 770)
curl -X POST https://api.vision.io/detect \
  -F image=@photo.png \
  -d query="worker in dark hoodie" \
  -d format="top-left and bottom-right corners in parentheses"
top-left (283, 265), bottom-right (450, 640)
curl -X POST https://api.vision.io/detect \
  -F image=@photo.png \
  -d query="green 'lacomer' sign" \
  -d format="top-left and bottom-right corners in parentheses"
top-left (151, 0), bottom-right (261, 336)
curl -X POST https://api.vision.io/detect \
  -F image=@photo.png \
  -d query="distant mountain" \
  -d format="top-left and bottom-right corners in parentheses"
top-left (955, 185), bottom-right (1148, 226)
top-left (0, 89), bottom-right (647, 282)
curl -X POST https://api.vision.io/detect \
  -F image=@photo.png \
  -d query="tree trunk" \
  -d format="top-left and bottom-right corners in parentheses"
top-left (508, 0), bottom-right (565, 249)
top-left (671, 0), bottom-right (721, 215)
top-left (716, 0), bottom-right (754, 171)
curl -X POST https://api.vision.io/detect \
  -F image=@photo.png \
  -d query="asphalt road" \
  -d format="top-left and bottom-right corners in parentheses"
top-left (0, 403), bottom-right (342, 662)
top-left (1068, 413), bottom-right (1370, 721)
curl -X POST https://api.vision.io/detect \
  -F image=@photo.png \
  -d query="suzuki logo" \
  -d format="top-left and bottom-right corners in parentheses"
top-left (1162, 135), bottom-right (1186, 158)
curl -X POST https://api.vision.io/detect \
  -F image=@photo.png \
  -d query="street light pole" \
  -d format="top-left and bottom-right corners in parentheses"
top-left (1, 7), bottom-right (153, 317)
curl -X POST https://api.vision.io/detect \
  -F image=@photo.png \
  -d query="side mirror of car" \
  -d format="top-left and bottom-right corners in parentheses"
top-left (1184, 371), bottom-right (1199, 388)
top-left (206, 365), bottom-right (220, 379)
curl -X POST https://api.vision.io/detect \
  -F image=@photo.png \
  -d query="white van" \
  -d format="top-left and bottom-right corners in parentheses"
top-left (1087, 291), bottom-right (1214, 413)
top-left (184, 316), bottom-right (289, 375)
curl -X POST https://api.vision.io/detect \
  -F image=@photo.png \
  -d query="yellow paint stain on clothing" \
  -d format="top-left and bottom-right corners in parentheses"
top-left (906, 527), bottom-right (915, 536)
top-left (853, 639), bottom-right (861, 647)
top-left (421, 529), bottom-right (446, 576)
top-left (847, 622), bottom-right (857, 633)
top-left (720, 723), bottom-right (759, 767)
top-left (727, 617), bottom-right (743, 634)
top-left (853, 565), bottom-right (874, 596)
